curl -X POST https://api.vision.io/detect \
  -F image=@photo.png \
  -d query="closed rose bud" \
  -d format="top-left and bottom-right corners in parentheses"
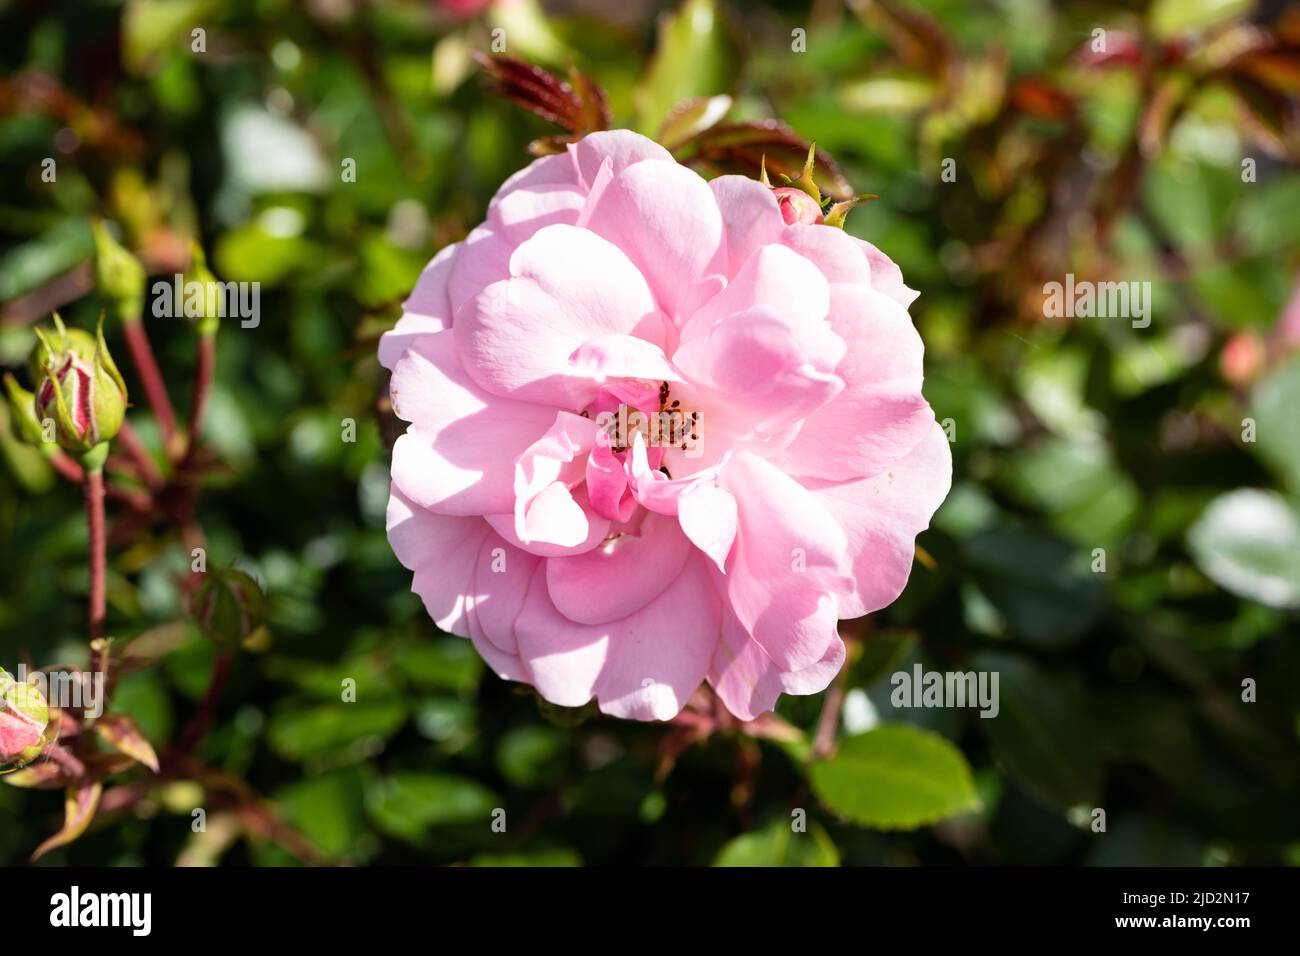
top-left (92, 220), bottom-right (145, 323)
top-left (773, 186), bottom-right (825, 225)
top-left (193, 569), bottom-right (268, 650)
top-left (0, 668), bottom-right (55, 772)
top-left (30, 314), bottom-right (129, 455)
top-left (3, 373), bottom-right (45, 446)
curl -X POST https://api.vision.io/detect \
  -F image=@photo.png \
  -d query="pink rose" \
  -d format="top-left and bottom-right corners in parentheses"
top-left (381, 130), bottom-right (951, 721)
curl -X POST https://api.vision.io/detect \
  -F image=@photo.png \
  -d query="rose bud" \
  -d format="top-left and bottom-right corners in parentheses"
top-left (30, 313), bottom-right (129, 456)
top-left (773, 186), bottom-right (825, 225)
top-left (92, 220), bottom-right (145, 323)
top-left (3, 373), bottom-right (46, 446)
top-left (193, 569), bottom-right (268, 650)
top-left (0, 667), bottom-right (56, 772)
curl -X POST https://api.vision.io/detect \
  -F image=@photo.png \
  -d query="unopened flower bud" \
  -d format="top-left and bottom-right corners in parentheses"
top-left (0, 668), bottom-right (56, 772)
top-left (773, 186), bottom-right (825, 225)
top-left (93, 220), bottom-right (146, 323)
top-left (193, 569), bottom-right (268, 650)
top-left (3, 374), bottom-right (45, 446)
top-left (30, 314), bottom-right (129, 456)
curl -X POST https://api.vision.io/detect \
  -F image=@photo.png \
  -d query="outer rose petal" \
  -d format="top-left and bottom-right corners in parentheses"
top-left (546, 511), bottom-right (692, 625)
top-left (516, 553), bottom-right (722, 719)
top-left (379, 242), bottom-right (459, 370)
top-left (805, 421), bottom-right (953, 619)
top-left (783, 223), bottom-right (871, 284)
top-left (458, 224), bottom-right (668, 406)
top-left (855, 237), bottom-right (920, 308)
top-left (386, 485), bottom-right (491, 636)
top-left (720, 452), bottom-right (852, 672)
top-left (466, 535), bottom-right (539, 682)
top-left (709, 175), bottom-right (785, 278)
top-left (388, 331), bottom-right (554, 516)
top-left (708, 608), bottom-right (846, 721)
top-left (584, 160), bottom-right (726, 320)
top-left (769, 283), bottom-right (934, 481)
top-left (567, 130), bottom-right (674, 189)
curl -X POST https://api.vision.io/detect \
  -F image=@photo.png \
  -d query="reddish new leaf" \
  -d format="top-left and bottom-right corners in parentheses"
top-left (475, 54), bottom-right (611, 151)
top-left (94, 713), bottom-right (161, 773)
top-left (32, 779), bottom-right (103, 860)
top-left (682, 120), bottom-right (854, 200)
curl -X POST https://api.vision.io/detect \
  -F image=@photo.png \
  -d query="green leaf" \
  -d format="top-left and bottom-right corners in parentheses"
top-left (1187, 489), bottom-right (1300, 609)
top-left (713, 818), bottom-right (840, 866)
top-left (1250, 357), bottom-right (1300, 493)
top-left (496, 725), bottom-right (570, 789)
top-left (636, 0), bottom-right (742, 135)
top-left (367, 772), bottom-right (498, 845)
top-left (267, 700), bottom-right (408, 762)
top-left (1149, 0), bottom-right (1254, 40)
top-left (656, 94), bottom-right (732, 150)
top-left (971, 650), bottom-right (1102, 812)
top-left (810, 724), bottom-right (979, 830)
top-left (963, 527), bottom-right (1107, 647)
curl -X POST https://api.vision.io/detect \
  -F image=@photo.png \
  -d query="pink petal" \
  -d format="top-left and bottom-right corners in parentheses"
top-left (567, 334), bottom-right (682, 384)
top-left (567, 130), bottom-right (674, 191)
top-left (676, 478), bottom-right (738, 573)
top-left (388, 331), bottom-right (554, 516)
top-left (708, 610), bottom-right (846, 720)
top-left (769, 283), bottom-right (934, 481)
top-left (674, 303), bottom-right (845, 440)
top-left (709, 175), bottom-right (785, 278)
top-left (584, 159), bottom-right (726, 320)
top-left (854, 237), bottom-right (920, 308)
top-left (720, 452), bottom-right (851, 672)
top-left (805, 421), bottom-right (953, 619)
top-left (379, 242), bottom-right (458, 369)
top-left (516, 553), bottom-right (721, 720)
top-left (386, 485), bottom-right (491, 636)
top-left (457, 224), bottom-right (668, 406)
top-left (465, 535), bottom-right (539, 682)
top-left (783, 223), bottom-right (872, 284)
top-left (546, 511), bottom-right (692, 625)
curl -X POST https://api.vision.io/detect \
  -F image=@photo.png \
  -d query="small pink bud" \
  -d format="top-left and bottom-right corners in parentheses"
top-left (773, 186), bottom-right (824, 225)
top-left (1220, 332), bottom-right (1264, 386)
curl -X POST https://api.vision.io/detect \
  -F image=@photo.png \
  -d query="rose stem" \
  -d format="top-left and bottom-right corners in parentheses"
top-left (122, 318), bottom-right (179, 457)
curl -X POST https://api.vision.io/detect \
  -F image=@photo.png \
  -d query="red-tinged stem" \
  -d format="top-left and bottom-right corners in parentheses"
top-left (177, 652), bottom-right (233, 756)
top-left (122, 319), bottom-right (179, 456)
top-left (48, 451), bottom-right (84, 483)
top-left (84, 467), bottom-right (106, 648)
top-left (183, 332), bottom-right (215, 463)
top-left (105, 482), bottom-right (152, 512)
top-left (116, 419), bottom-right (164, 489)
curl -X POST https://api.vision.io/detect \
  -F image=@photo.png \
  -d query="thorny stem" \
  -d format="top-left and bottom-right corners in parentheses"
top-left (183, 332), bottom-right (215, 465)
top-left (84, 467), bottom-right (106, 648)
top-left (48, 450), bottom-right (84, 483)
top-left (115, 419), bottom-right (164, 489)
top-left (177, 652), bottom-right (233, 756)
top-left (121, 318), bottom-right (179, 457)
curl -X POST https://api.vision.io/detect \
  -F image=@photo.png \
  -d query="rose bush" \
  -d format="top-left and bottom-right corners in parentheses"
top-left (381, 130), bottom-right (951, 721)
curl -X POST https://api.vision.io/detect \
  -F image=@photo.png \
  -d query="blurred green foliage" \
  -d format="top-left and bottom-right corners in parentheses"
top-left (1, 0), bottom-right (1298, 866)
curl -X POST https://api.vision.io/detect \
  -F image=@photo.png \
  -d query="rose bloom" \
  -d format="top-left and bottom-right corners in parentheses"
top-left (381, 130), bottom-right (951, 721)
